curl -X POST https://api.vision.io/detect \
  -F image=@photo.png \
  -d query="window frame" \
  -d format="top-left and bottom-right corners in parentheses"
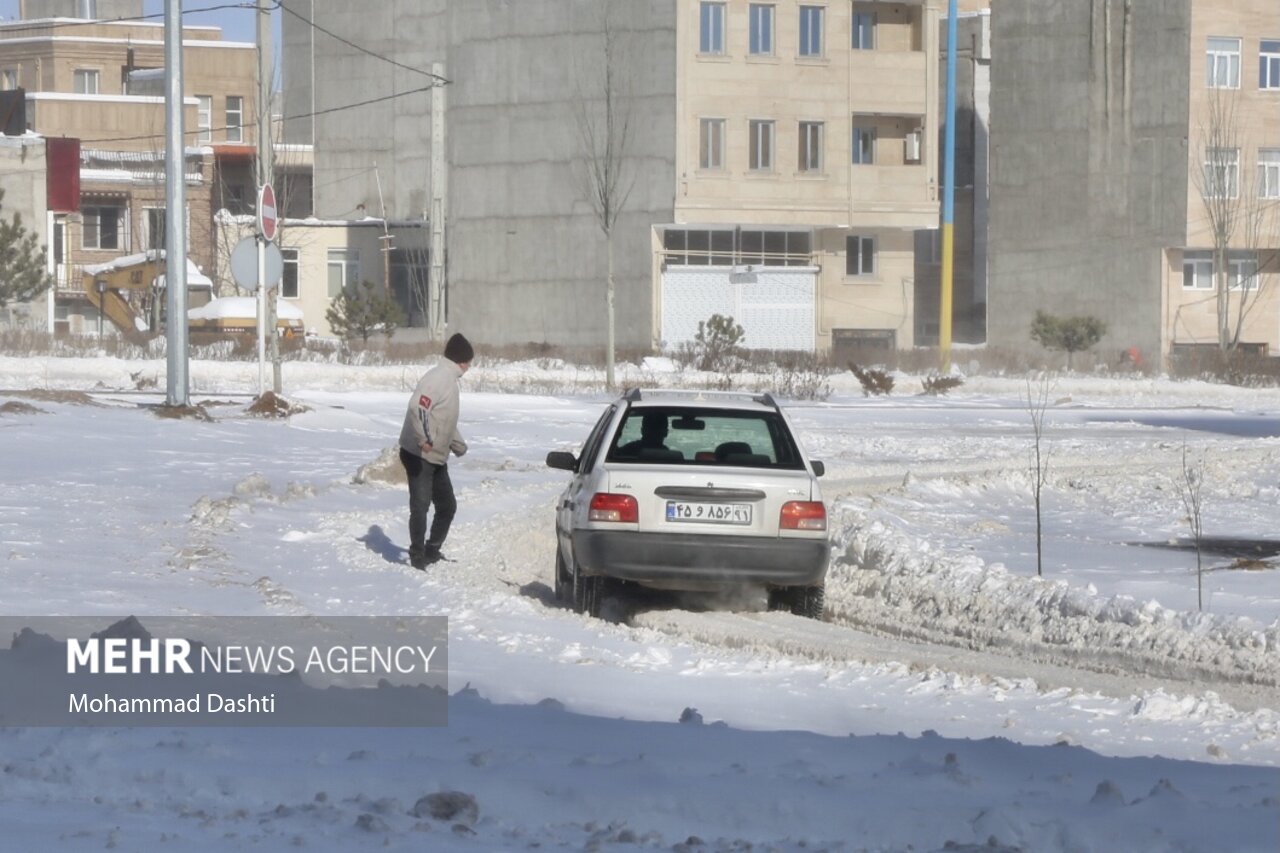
top-left (845, 234), bottom-right (876, 277)
top-left (1203, 147), bottom-right (1240, 199)
top-left (748, 119), bottom-right (775, 172)
top-left (748, 3), bottom-right (774, 56)
top-left (196, 95), bottom-right (213, 143)
top-left (73, 68), bottom-right (100, 95)
top-left (1206, 36), bottom-right (1241, 89)
top-left (281, 247), bottom-right (300, 299)
top-left (852, 11), bottom-right (876, 50)
top-left (798, 5), bottom-right (824, 58)
top-left (327, 248), bottom-right (360, 298)
top-left (1259, 149), bottom-right (1280, 199)
top-left (699, 117), bottom-right (725, 171)
top-left (699, 2), bottom-right (726, 56)
top-left (1228, 251), bottom-right (1259, 291)
top-left (1182, 251), bottom-right (1214, 290)
top-left (798, 120), bottom-right (824, 173)
top-left (1262, 40), bottom-right (1280, 90)
top-left (851, 123), bottom-right (876, 165)
top-left (225, 95), bottom-right (244, 143)
top-left (82, 204), bottom-right (124, 251)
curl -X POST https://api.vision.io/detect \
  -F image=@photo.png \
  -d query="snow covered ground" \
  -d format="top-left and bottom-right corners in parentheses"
top-left (1, 354), bottom-right (1278, 852)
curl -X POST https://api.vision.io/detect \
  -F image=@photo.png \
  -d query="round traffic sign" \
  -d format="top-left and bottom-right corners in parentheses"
top-left (258, 184), bottom-right (278, 241)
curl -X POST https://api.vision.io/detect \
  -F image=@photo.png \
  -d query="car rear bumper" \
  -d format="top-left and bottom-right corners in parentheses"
top-left (571, 530), bottom-right (829, 590)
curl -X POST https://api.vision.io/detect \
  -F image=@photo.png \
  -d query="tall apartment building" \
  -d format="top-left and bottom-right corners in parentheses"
top-left (0, 0), bottom-right (260, 335)
top-left (283, 0), bottom-right (941, 354)
top-left (990, 0), bottom-right (1280, 363)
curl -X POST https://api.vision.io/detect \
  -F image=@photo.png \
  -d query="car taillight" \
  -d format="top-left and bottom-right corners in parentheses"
top-left (780, 501), bottom-right (826, 531)
top-left (589, 493), bottom-right (639, 523)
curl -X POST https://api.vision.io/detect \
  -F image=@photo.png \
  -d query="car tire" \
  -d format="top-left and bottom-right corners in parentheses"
top-left (554, 545), bottom-right (572, 603)
top-left (769, 584), bottom-right (825, 620)
top-left (572, 560), bottom-right (606, 618)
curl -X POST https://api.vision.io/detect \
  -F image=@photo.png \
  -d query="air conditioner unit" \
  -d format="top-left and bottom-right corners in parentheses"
top-left (904, 131), bottom-right (922, 162)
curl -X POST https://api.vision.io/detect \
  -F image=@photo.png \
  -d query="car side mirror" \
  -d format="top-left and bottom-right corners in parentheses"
top-left (810, 460), bottom-right (825, 478)
top-left (546, 451), bottom-right (578, 472)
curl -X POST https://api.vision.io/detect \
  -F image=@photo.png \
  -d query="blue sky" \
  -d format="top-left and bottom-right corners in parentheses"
top-left (0, 1), bottom-right (275, 46)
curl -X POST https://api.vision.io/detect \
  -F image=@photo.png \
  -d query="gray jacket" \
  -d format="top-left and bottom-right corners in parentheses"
top-left (399, 360), bottom-right (468, 465)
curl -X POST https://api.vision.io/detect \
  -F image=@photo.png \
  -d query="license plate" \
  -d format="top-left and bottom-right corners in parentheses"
top-left (665, 501), bottom-right (752, 525)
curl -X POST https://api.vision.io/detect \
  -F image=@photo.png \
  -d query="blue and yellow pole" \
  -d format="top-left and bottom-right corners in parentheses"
top-left (940, 0), bottom-right (958, 372)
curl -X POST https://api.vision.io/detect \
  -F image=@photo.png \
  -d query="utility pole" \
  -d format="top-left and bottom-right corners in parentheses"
top-left (258, 0), bottom-right (281, 393)
top-left (428, 62), bottom-right (447, 341)
top-left (163, 0), bottom-right (189, 407)
top-left (940, 0), bottom-right (958, 372)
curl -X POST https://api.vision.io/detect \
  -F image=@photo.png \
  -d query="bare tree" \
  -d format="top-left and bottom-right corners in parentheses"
top-left (1191, 89), bottom-right (1280, 352)
top-left (574, 0), bottom-right (635, 390)
top-left (1025, 373), bottom-right (1054, 577)
top-left (1178, 443), bottom-right (1207, 612)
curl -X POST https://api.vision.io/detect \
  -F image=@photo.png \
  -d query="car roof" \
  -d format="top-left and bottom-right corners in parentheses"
top-left (618, 389), bottom-right (781, 413)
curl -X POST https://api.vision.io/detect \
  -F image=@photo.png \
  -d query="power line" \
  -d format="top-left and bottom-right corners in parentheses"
top-left (277, 2), bottom-right (449, 84)
top-left (78, 84), bottom-right (436, 145)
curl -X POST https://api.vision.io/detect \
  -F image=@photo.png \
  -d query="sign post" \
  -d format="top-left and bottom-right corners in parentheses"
top-left (256, 184), bottom-right (278, 395)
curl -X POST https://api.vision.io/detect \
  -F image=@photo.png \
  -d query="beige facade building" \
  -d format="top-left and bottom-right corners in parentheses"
top-left (661, 0), bottom-right (942, 356)
top-left (0, 7), bottom-right (261, 336)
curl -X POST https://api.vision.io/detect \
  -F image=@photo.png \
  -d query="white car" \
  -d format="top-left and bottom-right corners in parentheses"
top-left (547, 389), bottom-right (830, 619)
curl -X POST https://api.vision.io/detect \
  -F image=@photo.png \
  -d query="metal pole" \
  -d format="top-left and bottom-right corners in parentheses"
top-left (429, 62), bottom-right (447, 340)
top-left (163, 0), bottom-right (189, 407)
top-left (258, 0), bottom-right (280, 394)
top-left (940, 0), bottom-right (958, 372)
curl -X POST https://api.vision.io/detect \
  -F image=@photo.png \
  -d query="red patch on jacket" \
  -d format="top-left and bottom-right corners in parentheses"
top-left (419, 395), bottom-right (432, 409)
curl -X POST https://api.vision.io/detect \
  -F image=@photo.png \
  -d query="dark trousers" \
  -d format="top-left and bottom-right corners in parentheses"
top-left (399, 448), bottom-right (457, 559)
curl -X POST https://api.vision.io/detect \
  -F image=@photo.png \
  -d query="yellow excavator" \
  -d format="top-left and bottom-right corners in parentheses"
top-left (82, 252), bottom-right (215, 344)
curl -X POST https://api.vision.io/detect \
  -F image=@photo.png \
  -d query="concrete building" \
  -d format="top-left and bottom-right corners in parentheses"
top-left (0, 135), bottom-right (50, 329)
top-left (283, 0), bottom-right (943, 355)
top-left (989, 0), bottom-right (1280, 364)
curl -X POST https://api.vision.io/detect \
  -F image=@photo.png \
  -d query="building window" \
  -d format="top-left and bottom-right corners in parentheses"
top-left (197, 95), bottom-right (212, 143)
top-left (1260, 149), bottom-right (1280, 198)
top-left (281, 248), bottom-right (299, 299)
top-left (1206, 37), bottom-right (1241, 88)
top-left (1262, 40), bottom-right (1280, 90)
top-left (1229, 251), bottom-right (1259, 291)
top-left (226, 95), bottom-right (244, 143)
top-left (852, 123), bottom-right (876, 164)
top-left (846, 235), bottom-right (875, 276)
top-left (749, 4), bottom-right (774, 55)
top-left (798, 121), bottom-right (823, 173)
top-left (663, 228), bottom-right (735, 265)
top-left (748, 119), bottom-right (774, 171)
top-left (1182, 251), bottom-right (1213, 290)
top-left (1, 69), bottom-right (16, 90)
top-left (699, 118), bottom-right (725, 170)
top-left (73, 69), bottom-right (99, 95)
top-left (852, 11), bottom-right (876, 50)
top-left (798, 6), bottom-right (824, 57)
top-left (327, 249), bottom-right (360, 298)
top-left (82, 205), bottom-right (124, 250)
top-left (700, 2), bottom-right (725, 55)
top-left (1203, 147), bottom-right (1239, 198)
top-left (145, 208), bottom-right (166, 251)
top-left (737, 229), bottom-right (812, 266)
top-left (665, 228), bottom-right (810, 266)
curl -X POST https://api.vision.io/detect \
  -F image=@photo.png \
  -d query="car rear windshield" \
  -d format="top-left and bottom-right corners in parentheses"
top-left (604, 407), bottom-right (806, 469)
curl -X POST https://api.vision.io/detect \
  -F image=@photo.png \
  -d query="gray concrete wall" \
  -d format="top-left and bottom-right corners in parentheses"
top-left (282, 0), bottom-right (677, 350)
top-left (988, 0), bottom-right (1190, 362)
top-left (19, 0), bottom-right (141, 20)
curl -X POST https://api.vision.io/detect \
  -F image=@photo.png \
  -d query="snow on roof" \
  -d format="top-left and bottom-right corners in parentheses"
top-left (188, 297), bottom-right (304, 322)
top-left (155, 259), bottom-right (214, 290)
top-left (82, 251), bottom-right (161, 276)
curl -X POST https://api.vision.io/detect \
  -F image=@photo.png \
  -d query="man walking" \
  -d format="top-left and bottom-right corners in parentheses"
top-left (399, 333), bottom-right (473, 569)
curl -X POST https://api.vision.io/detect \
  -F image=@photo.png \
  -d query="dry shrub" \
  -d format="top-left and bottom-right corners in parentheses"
top-left (921, 374), bottom-right (965, 396)
top-left (849, 362), bottom-right (895, 396)
top-left (1170, 347), bottom-right (1280, 387)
